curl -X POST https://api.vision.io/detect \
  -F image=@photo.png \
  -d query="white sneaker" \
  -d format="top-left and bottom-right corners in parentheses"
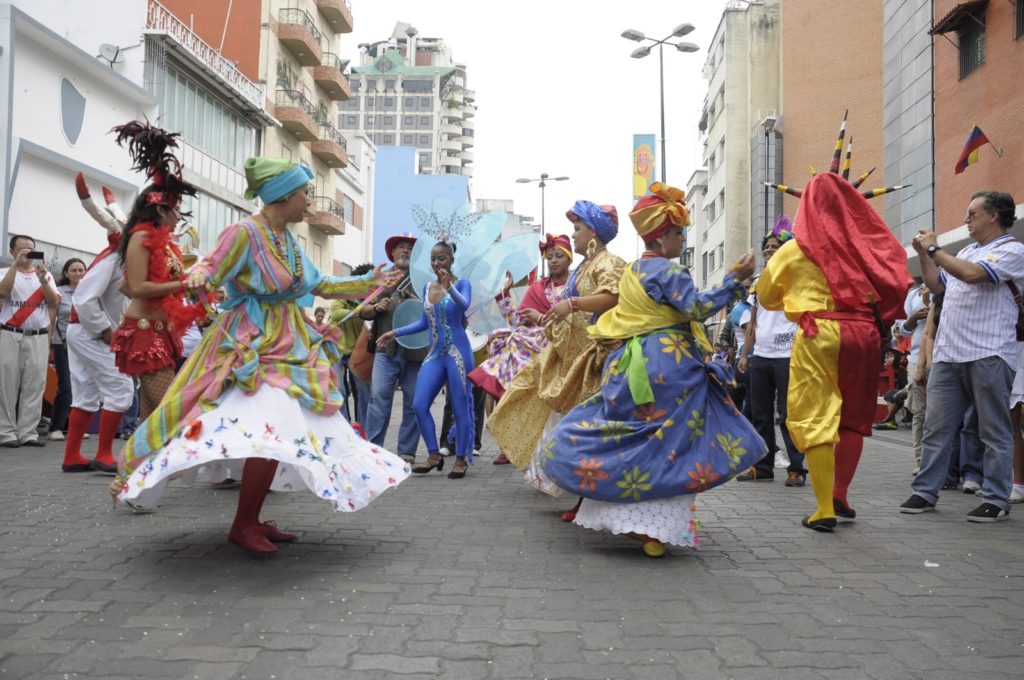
top-left (438, 446), bottom-right (451, 456)
top-left (47, 431), bottom-right (65, 441)
top-left (962, 480), bottom-right (981, 494)
top-left (1009, 487), bottom-right (1024, 504)
top-left (83, 433), bottom-right (91, 440)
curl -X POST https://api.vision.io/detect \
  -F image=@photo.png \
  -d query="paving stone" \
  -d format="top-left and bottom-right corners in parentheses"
top-left (2, 418), bottom-right (1022, 678)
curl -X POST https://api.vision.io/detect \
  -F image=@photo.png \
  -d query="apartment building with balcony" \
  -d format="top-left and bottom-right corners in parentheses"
top-left (340, 22), bottom-right (476, 180)
top-left (261, 0), bottom-right (355, 276)
top-left (698, 0), bottom-right (781, 288)
top-left (143, 0), bottom-right (278, 254)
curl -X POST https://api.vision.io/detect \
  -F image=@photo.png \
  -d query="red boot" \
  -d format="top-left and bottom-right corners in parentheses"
top-left (90, 409), bottom-right (124, 474)
top-left (62, 408), bottom-right (94, 472)
top-left (228, 458), bottom-right (282, 554)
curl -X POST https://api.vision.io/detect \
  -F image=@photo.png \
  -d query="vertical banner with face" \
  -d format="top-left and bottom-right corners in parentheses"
top-left (633, 134), bottom-right (656, 201)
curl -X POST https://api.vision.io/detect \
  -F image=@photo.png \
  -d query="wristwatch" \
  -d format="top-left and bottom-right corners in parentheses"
top-left (926, 244), bottom-right (941, 259)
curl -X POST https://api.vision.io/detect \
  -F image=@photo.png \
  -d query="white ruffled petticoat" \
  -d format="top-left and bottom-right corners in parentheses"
top-left (573, 495), bottom-right (700, 548)
top-left (119, 384), bottom-right (410, 510)
top-left (523, 411), bottom-right (571, 497)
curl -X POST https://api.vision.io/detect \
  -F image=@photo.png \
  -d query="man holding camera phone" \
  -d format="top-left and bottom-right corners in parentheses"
top-left (0, 235), bottom-right (60, 447)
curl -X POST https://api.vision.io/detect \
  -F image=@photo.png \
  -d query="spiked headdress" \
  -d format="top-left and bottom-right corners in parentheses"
top-left (766, 110), bottom-right (909, 201)
top-left (767, 111), bottom-right (912, 324)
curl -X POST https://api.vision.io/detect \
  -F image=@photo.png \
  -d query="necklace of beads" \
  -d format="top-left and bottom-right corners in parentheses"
top-left (258, 214), bottom-right (304, 291)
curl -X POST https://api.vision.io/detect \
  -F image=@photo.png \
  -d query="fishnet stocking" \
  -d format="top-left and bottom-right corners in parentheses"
top-left (139, 368), bottom-right (176, 422)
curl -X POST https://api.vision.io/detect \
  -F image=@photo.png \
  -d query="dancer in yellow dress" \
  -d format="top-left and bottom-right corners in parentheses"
top-left (488, 201), bottom-right (625, 510)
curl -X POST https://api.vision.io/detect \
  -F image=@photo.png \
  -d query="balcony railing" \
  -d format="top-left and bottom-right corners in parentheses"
top-left (276, 89), bottom-right (319, 117)
top-left (314, 196), bottom-right (344, 220)
top-left (278, 8), bottom-right (323, 66)
top-left (279, 8), bottom-right (323, 43)
top-left (319, 124), bottom-right (347, 150)
top-left (275, 89), bottom-right (320, 140)
top-left (145, 0), bottom-right (265, 112)
top-left (313, 52), bottom-right (351, 100)
top-left (308, 196), bottom-right (346, 235)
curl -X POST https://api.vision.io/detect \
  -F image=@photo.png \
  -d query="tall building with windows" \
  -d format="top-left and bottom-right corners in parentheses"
top-left (340, 22), bottom-right (476, 180)
top-left (698, 0), bottom-right (781, 288)
top-left (260, 0), bottom-right (355, 276)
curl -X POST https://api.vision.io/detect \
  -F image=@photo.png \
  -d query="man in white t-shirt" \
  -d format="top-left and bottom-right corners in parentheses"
top-left (898, 284), bottom-right (930, 471)
top-left (737, 231), bottom-right (806, 485)
top-left (0, 235), bottom-right (61, 447)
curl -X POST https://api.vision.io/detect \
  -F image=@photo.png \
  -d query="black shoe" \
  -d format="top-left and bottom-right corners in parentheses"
top-left (965, 502), bottom-right (1009, 523)
top-left (61, 463), bottom-right (93, 473)
top-left (0, 440), bottom-right (20, 448)
top-left (801, 515), bottom-right (836, 532)
top-left (736, 467), bottom-right (774, 482)
top-left (899, 495), bottom-right (935, 514)
top-left (90, 460), bottom-right (118, 474)
top-left (941, 482), bottom-right (958, 490)
top-left (20, 439), bottom-right (45, 447)
top-left (412, 453), bottom-right (444, 474)
top-left (833, 498), bottom-right (856, 519)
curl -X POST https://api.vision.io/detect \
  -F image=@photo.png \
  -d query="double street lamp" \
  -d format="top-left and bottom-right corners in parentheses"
top-left (517, 172), bottom-right (569, 274)
top-left (622, 23), bottom-right (699, 185)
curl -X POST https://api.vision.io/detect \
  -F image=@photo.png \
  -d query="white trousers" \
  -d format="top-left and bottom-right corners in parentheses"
top-left (0, 328), bottom-right (49, 443)
top-left (67, 324), bottom-right (133, 413)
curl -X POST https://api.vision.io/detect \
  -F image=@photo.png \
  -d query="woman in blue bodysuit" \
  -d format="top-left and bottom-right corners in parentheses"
top-left (376, 242), bottom-right (475, 479)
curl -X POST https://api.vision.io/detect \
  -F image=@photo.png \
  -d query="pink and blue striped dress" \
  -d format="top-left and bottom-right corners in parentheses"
top-left (116, 217), bottom-right (410, 510)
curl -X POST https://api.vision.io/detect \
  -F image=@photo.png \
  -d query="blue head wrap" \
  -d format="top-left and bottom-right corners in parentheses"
top-left (244, 159), bottom-right (314, 204)
top-left (567, 200), bottom-right (619, 244)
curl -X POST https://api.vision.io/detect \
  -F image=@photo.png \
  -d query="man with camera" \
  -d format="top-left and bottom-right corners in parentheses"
top-left (0, 235), bottom-right (61, 447)
top-left (900, 191), bottom-right (1024, 522)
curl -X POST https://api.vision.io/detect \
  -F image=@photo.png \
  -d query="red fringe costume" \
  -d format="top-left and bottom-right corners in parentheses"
top-left (111, 222), bottom-right (207, 375)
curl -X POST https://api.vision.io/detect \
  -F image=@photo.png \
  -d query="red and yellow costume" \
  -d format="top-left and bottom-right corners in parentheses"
top-left (757, 172), bottom-right (910, 529)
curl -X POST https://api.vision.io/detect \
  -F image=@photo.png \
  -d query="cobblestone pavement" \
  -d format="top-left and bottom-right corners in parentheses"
top-left (2, 414), bottom-right (1023, 680)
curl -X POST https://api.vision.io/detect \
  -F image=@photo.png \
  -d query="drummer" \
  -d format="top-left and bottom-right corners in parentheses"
top-left (360, 232), bottom-right (426, 465)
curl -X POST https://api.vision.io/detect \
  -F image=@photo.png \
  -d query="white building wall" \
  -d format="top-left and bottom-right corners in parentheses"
top-left (333, 132), bottom-right (376, 269)
top-left (1, 3), bottom-right (156, 263)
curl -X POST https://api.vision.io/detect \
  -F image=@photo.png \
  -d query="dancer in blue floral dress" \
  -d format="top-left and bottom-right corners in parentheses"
top-left (539, 183), bottom-right (766, 556)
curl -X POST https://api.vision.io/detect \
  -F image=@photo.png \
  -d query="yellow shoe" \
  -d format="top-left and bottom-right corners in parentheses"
top-left (642, 539), bottom-right (667, 558)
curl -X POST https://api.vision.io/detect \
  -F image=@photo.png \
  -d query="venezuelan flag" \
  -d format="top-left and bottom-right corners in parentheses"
top-left (954, 125), bottom-right (990, 174)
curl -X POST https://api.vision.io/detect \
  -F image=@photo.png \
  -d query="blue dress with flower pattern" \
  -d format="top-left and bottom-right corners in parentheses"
top-left (539, 257), bottom-right (766, 503)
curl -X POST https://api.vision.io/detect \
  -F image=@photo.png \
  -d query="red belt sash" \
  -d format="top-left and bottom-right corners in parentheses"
top-left (798, 309), bottom-right (874, 339)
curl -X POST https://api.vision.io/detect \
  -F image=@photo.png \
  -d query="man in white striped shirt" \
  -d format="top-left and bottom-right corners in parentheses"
top-left (900, 191), bottom-right (1024, 522)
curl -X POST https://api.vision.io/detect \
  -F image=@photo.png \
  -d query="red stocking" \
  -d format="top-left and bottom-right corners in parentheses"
top-left (62, 408), bottom-right (94, 469)
top-left (93, 409), bottom-right (124, 468)
top-left (229, 458), bottom-right (280, 553)
top-left (832, 428), bottom-right (864, 507)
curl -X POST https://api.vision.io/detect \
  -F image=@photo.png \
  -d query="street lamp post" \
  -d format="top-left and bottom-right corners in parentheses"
top-left (517, 172), bottom-right (569, 274)
top-left (622, 23), bottom-right (699, 185)
top-left (762, 115), bottom-right (777, 237)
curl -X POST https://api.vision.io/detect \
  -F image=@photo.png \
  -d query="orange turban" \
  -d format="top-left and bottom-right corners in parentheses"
top-left (629, 182), bottom-right (691, 243)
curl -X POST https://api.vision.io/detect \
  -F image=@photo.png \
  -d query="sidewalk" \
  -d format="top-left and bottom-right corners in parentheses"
top-left (1, 419), bottom-right (1022, 679)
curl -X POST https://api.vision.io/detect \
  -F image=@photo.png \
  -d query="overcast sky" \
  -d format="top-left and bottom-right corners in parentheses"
top-left (341, 0), bottom-right (730, 261)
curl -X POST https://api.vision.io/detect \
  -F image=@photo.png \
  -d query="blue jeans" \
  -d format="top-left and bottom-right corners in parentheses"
top-left (944, 404), bottom-right (984, 487)
top-left (364, 351), bottom-right (421, 456)
top-left (749, 356), bottom-right (805, 474)
top-left (912, 358), bottom-right (1014, 510)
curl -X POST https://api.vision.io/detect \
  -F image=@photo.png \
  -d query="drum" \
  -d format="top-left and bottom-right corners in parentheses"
top-left (394, 299), bottom-right (430, 349)
top-left (467, 330), bottom-right (489, 365)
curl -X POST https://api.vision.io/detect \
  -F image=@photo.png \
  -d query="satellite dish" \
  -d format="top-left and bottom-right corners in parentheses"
top-left (98, 44), bottom-right (124, 66)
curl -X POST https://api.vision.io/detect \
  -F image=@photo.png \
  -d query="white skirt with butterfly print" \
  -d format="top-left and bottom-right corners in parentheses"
top-left (117, 384), bottom-right (411, 511)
